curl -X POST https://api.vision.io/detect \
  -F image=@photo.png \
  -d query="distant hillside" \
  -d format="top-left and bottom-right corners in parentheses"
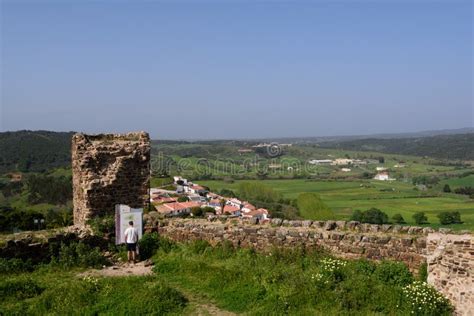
top-left (0, 130), bottom-right (74, 173)
top-left (318, 133), bottom-right (474, 160)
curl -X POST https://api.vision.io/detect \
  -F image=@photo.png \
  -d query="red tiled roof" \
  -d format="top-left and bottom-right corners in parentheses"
top-left (152, 197), bottom-right (177, 204)
top-left (179, 201), bottom-right (201, 209)
top-left (223, 205), bottom-right (240, 214)
top-left (243, 203), bottom-right (256, 210)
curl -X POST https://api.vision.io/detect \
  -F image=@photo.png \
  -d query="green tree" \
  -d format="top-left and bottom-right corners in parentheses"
top-left (350, 210), bottom-right (363, 222)
top-left (362, 208), bottom-right (389, 224)
top-left (412, 212), bottom-right (428, 225)
top-left (191, 206), bottom-right (204, 217)
top-left (177, 196), bottom-right (189, 202)
top-left (392, 213), bottom-right (406, 224)
top-left (443, 184), bottom-right (451, 193)
top-left (437, 211), bottom-right (462, 225)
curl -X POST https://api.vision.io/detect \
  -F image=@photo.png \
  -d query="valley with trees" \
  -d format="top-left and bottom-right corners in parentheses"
top-left (1, 130), bottom-right (473, 232)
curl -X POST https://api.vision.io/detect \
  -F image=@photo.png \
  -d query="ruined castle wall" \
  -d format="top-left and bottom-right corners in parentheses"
top-left (150, 218), bottom-right (473, 314)
top-left (151, 218), bottom-right (429, 271)
top-left (72, 132), bottom-right (150, 226)
top-left (427, 233), bottom-right (473, 315)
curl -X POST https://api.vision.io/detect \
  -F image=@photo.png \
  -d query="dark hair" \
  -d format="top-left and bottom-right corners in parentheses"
top-left (129, 221), bottom-right (134, 226)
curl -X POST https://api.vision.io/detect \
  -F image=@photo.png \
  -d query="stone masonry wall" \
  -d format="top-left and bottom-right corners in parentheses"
top-left (72, 132), bottom-right (150, 226)
top-left (151, 217), bottom-right (429, 271)
top-left (427, 233), bottom-right (473, 315)
top-left (148, 217), bottom-right (473, 314)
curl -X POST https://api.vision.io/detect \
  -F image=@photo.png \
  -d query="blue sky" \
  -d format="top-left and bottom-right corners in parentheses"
top-left (1, 0), bottom-right (472, 139)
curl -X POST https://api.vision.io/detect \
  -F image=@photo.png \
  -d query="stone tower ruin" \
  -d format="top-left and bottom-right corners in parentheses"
top-left (72, 132), bottom-right (150, 227)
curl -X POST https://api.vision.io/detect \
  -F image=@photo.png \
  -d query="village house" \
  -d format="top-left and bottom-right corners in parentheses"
top-left (173, 176), bottom-right (188, 185)
top-left (242, 208), bottom-right (269, 221)
top-left (373, 171), bottom-right (395, 181)
top-left (222, 205), bottom-right (241, 216)
top-left (227, 198), bottom-right (243, 208)
top-left (151, 195), bottom-right (177, 204)
top-left (155, 201), bottom-right (201, 216)
top-left (331, 158), bottom-right (353, 166)
top-left (237, 148), bottom-right (253, 154)
top-left (341, 168), bottom-right (351, 172)
top-left (308, 159), bottom-right (332, 165)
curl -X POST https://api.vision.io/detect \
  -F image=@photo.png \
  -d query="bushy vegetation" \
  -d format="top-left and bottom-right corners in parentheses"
top-left (26, 174), bottom-right (72, 205)
top-left (0, 258), bottom-right (35, 274)
top-left (0, 130), bottom-right (73, 173)
top-left (0, 273), bottom-right (187, 315)
top-left (437, 212), bottom-right (462, 225)
top-left (151, 239), bottom-right (453, 315)
top-left (413, 212), bottom-right (429, 225)
top-left (392, 213), bottom-right (406, 224)
top-left (454, 186), bottom-right (474, 197)
top-left (87, 215), bottom-right (115, 238)
top-left (351, 208), bottom-right (389, 224)
top-left (0, 234), bottom-right (454, 315)
top-left (138, 232), bottom-right (161, 260)
top-left (50, 242), bottom-right (108, 269)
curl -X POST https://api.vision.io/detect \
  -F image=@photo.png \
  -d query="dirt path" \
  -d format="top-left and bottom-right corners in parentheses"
top-left (79, 261), bottom-right (153, 277)
top-left (79, 262), bottom-right (237, 316)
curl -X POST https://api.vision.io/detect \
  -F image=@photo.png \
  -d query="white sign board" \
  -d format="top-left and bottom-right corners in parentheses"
top-left (115, 204), bottom-right (143, 245)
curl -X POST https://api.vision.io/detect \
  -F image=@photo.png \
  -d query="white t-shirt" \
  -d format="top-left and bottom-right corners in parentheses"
top-left (124, 226), bottom-right (138, 244)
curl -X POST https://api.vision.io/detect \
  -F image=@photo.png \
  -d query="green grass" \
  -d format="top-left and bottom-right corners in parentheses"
top-left (0, 268), bottom-right (188, 315)
top-left (0, 239), bottom-right (454, 315)
top-left (151, 240), bottom-right (452, 315)
top-left (440, 175), bottom-right (474, 189)
top-left (201, 179), bottom-right (474, 230)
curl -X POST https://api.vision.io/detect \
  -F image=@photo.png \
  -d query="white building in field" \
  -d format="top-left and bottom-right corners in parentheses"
top-left (308, 159), bottom-right (333, 165)
top-left (331, 158), bottom-right (353, 166)
top-left (373, 171), bottom-right (395, 181)
top-left (341, 168), bottom-right (351, 172)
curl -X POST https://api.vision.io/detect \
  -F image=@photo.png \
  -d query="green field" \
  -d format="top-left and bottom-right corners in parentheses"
top-left (440, 175), bottom-right (474, 188)
top-left (201, 179), bottom-right (474, 230)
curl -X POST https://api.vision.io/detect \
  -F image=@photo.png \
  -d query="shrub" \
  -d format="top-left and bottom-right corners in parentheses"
top-left (177, 196), bottom-right (189, 202)
top-left (351, 209), bottom-right (363, 222)
top-left (87, 215), bottom-right (115, 237)
top-left (138, 232), bottom-right (161, 260)
top-left (189, 239), bottom-right (211, 254)
top-left (158, 237), bottom-right (176, 254)
top-left (392, 213), bottom-right (406, 224)
top-left (442, 184), bottom-right (451, 193)
top-left (0, 278), bottom-right (44, 299)
top-left (351, 259), bottom-right (376, 275)
top-left (454, 186), bottom-right (474, 196)
top-left (350, 208), bottom-right (389, 224)
top-left (313, 258), bottom-right (347, 283)
top-left (373, 261), bottom-right (413, 286)
top-left (202, 206), bottom-right (216, 214)
top-left (437, 211), bottom-right (462, 225)
top-left (402, 281), bottom-right (453, 315)
top-left (413, 212), bottom-right (428, 225)
top-left (418, 262), bottom-right (428, 282)
top-left (0, 258), bottom-right (35, 274)
top-left (191, 206), bottom-right (204, 217)
top-left (51, 242), bottom-right (107, 269)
